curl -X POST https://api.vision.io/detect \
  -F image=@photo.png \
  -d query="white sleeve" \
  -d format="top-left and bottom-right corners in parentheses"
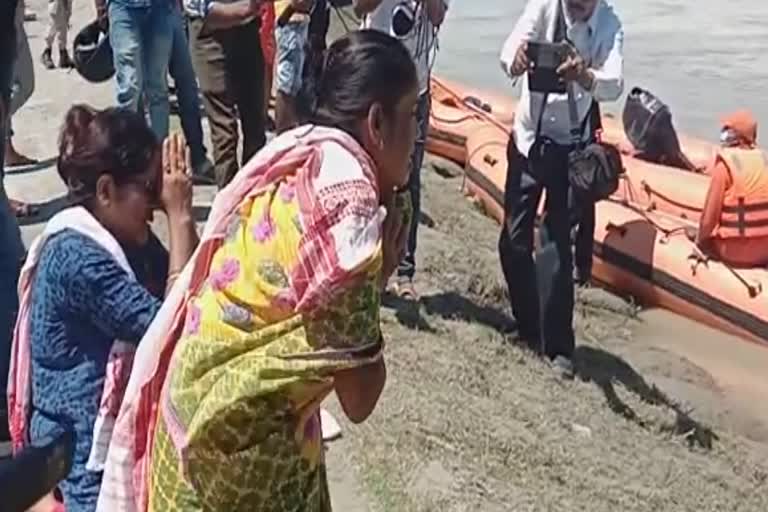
top-left (500, 0), bottom-right (548, 78)
top-left (590, 21), bottom-right (624, 102)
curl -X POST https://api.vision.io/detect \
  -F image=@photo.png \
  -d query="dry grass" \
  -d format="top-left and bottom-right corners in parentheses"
top-left (328, 156), bottom-right (768, 512)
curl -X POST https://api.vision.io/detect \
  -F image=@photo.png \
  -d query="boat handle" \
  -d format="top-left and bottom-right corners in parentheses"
top-left (483, 154), bottom-right (498, 167)
top-left (605, 222), bottom-right (627, 236)
top-left (727, 268), bottom-right (762, 299)
top-left (687, 249), bottom-right (709, 276)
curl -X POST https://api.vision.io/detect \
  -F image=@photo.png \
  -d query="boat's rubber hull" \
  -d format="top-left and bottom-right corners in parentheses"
top-left (463, 127), bottom-right (768, 346)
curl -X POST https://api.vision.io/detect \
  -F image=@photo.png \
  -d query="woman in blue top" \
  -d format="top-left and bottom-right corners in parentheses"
top-left (24, 105), bottom-right (199, 511)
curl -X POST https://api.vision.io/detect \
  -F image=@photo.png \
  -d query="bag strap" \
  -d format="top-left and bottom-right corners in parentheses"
top-left (534, 0), bottom-right (568, 140)
top-left (536, 1), bottom-right (600, 146)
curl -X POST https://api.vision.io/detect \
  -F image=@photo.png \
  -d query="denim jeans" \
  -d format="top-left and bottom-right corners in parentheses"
top-left (108, 1), bottom-right (173, 139)
top-left (169, 10), bottom-right (206, 166)
top-left (396, 91), bottom-right (431, 280)
top-left (275, 22), bottom-right (308, 96)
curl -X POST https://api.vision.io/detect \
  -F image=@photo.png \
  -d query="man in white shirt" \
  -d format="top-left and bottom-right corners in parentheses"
top-left (498, 0), bottom-right (623, 378)
top-left (354, 0), bottom-right (448, 298)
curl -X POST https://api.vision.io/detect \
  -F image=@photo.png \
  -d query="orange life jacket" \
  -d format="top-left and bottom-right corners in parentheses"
top-left (716, 147), bottom-right (768, 239)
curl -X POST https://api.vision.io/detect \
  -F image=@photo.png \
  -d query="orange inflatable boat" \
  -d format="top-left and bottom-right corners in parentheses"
top-left (428, 75), bottom-right (716, 171)
top-left (462, 119), bottom-right (768, 346)
top-left (428, 76), bottom-right (515, 164)
top-left (591, 201), bottom-right (768, 345)
top-left (433, 76), bottom-right (722, 227)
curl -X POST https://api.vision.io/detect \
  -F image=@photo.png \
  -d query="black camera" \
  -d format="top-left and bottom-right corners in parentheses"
top-left (525, 41), bottom-right (569, 94)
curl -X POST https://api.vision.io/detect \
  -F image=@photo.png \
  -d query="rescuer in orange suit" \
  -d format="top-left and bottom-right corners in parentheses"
top-left (695, 110), bottom-right (768, 267)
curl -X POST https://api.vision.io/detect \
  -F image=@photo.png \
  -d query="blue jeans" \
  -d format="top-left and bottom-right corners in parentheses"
top-left (275, 22), bottom-right (308, 96)
top-left (397, 91), bottom-right (431, 279)
top-left (108, 1), bottom-right (173, 140)
top-left (169, 10), bottom-right (206, 166)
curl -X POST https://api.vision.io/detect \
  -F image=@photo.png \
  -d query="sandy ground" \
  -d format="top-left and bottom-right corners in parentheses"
top-left (5, 1), bottom-right (768, 510)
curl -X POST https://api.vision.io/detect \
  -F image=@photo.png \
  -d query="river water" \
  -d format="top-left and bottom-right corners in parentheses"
top-left (434, 0), bottom-right (768, 140)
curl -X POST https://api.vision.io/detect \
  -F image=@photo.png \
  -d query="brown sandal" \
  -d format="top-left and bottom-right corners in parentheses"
top-left (392, 277), bottom-right (419, 301)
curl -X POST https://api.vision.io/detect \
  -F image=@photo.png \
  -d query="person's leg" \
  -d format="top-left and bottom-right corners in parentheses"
top-left (108, 3), bottom-right (144, 114)
top-left (0, 133), bottom-right (24, 432)
top-left (56, 0), bottom-right (73, 68)
top-left (260, 2), bottom-right (276, 125)
top-left (297, 0), bottom-right (328, 121)
top-left (168, 9), bottom-right (208, 170)
top-left (395, 91), bottom-right (431, 291)
top-left (537, 155), bottom-right (576, 364)
top-left (41, 0), bottom-right (57, 68)
top-left (230, 21), bottom-right (266, 169)
top-left (498, 137), bottom-right (543, 349)
top-left (6, 20), bottom-right (37, 167)
top-left (274, 22), bottom-right (307, 133)
top-left (140, 4), bottom-right (173, 140)
top-left (188, 20), bottom-right (240, 187)
top-left (0, 1), bottom-right (23, 442)
top-left (9, 22), bottom-right (33, 118)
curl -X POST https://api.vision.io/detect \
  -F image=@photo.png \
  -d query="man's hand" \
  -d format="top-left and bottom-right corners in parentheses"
top-left (557, 44), bottom-right (594, 89)
top-left (95, 0), bottom-right (108, 30)
top-left (425, 0), bottom-right (447, 26)
top-left (556, 50), bottom-right (586, 81)
top-left (508, 42), bottom-right (529, 76)
top-left (248, 0), bottom-right (262, 15)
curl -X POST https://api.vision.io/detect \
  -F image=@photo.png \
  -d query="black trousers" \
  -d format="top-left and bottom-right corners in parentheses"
top-left (498, 136), bottom-right (592, 359)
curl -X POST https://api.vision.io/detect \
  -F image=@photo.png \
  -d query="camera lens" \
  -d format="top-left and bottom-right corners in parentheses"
top-left (392, 3), bottom-right (416, 38)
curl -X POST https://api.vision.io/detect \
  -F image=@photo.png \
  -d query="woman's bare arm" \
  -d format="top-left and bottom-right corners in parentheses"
top-left (165, 212), bottom-right (199, 294)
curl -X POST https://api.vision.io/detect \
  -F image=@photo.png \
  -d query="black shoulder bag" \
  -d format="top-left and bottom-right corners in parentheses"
top-left (531, 2), bottom-right (624, 202)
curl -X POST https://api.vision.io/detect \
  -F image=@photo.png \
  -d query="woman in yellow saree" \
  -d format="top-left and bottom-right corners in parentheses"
top-left (97, 30), bottom-right (420, 512)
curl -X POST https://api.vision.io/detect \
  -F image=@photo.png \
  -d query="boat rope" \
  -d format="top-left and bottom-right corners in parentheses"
top-left (638, 179), bottom-right (703, 215)
top-left (605, 197), bottom-right (762, 298)
top-left (606, 197), bottom-right (688, 239)
top-left (430, 77), bottom-right (512, 136)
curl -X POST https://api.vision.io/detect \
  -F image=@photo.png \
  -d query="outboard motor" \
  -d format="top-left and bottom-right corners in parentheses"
top-left (73, 21), bottom-right (115, 83)
top-left (623, 87), bottom-right (699, 172)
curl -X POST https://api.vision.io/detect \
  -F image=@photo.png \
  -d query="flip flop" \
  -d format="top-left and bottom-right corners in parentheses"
top-left (390, 277), bottom-right (419, 301)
